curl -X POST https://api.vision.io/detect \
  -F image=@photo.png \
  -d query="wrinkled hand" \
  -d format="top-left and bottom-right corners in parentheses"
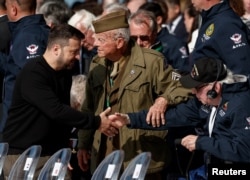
top-left (99, 107), bottom-right (118, 137)
top-left (146, 97), bottom-right (167, 127)
top-left (181, 135), bottom-right (198, 152)
top-left (77, 149), bottom-right (91, 171)
top-left (109, 113), bottom-right (130, 128)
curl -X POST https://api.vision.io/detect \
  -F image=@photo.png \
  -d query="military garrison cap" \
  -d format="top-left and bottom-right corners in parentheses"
top-left (93, 10), bottom-right (129, 33)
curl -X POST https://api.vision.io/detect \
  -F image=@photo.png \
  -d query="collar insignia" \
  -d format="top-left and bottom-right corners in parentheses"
top-left (205, 23), bottom-right (214, 37)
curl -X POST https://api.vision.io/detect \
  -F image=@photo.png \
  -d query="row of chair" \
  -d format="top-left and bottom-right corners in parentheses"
top-left (0, 143), bottom-right (71, 180)
top-left (0, 142), bottom-right (151, 180)
top-left (92, 150), bottom-right (151, 180)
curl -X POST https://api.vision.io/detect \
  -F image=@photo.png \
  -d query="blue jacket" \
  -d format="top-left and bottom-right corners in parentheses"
top-left (128, 78), bottom-right (250, 163)
top-left (192, 1), bottom-right (250, 75)
top-left (0, 14), bottom-right (50, 132)
top-left (157, 27), bottom-right (190, 73)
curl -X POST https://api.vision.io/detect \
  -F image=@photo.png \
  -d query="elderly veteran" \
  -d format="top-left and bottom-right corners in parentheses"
top-left (77, 10), bottom-right (192, 179)
top-left (110, 57), bottom-right (250, 178)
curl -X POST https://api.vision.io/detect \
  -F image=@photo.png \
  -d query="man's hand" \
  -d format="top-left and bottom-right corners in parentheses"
top-left (109, 113), bottom-right (130, 128)
top-left (146, 97), bottom-right (167, 127)
top-left (77, 149), bottom-right (91, 171)
top-left (181, 135), bottom-right (198, 152)
top-left (99, 107), bottom-right (118, 137)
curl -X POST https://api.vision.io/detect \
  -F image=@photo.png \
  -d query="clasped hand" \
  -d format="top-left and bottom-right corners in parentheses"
top-left (98, 107), bottom-right (128, 137)
top-left (99, 97), bottom-right (168, 136)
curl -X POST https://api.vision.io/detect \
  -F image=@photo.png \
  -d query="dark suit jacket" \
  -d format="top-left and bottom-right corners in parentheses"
top-left (172, 14), bottom-right (189, 43)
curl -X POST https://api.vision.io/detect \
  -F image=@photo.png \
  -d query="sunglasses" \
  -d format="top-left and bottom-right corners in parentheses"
top-left (130, 35), bottom-right (150, 41)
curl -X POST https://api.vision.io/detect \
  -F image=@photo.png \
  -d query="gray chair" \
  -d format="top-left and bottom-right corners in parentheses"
top-left (120, 152), bottom-right (151, 180)
top-left (8, 145), bottom-right (42, 180)
top-left (0, 142), bottom-right (9, 175)
top-left (91, 150), bottom-right (124, 180)
top-left (37, 148), bottom-right (71, 180)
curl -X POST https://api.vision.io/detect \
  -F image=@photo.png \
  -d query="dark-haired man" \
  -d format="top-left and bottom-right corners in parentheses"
top-left (3, 24), bottom-right (117, 180)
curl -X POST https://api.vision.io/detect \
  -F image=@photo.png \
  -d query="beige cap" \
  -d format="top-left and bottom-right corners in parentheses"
top-left (93, 10), bottom-right (129, 33)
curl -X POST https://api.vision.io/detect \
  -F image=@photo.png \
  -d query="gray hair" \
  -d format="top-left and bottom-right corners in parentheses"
top-left (111, 28), bottom-right (130, 43)
top-left (219, 67), bottom-right (248, 84)
top-left (38, 1), bottom-right (73, 27)
top-left (68, 9), bottom-right (96, 31)
top-left (128, 9), bottom-right (157, 34)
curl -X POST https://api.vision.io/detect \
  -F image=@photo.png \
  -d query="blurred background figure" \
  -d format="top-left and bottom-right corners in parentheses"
top-left (124, 0), bottom-right (146, 14)
top-left (102, 2), bottom-right (130, 16)
top-left (64, 0), bottom-right (85, 10)
top-left (101, 0), bottom-right (118, 10)
top-left (37, 0), bottom-right (73, 27)
top-left (242, 0), bottom-right (250, 29)
top-left (36, 0), bottom-right (44, 13)
top-left (165, 0), bottom-right (189, 43)
top-left (70, 1), bottom-right (102, 16)
top-left (228, 0), bottom-right (245, 17)
top-left (68, 9), bottom-right (97, 76)
top-left (183, 3), bottom-right (200, 53)
top-left (138, 2), bottom-right (190, 73)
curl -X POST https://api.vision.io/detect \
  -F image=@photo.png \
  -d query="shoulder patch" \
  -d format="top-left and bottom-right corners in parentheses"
top-left (171, 71), bottom-right (181, 80)
top-left (26, 44), bottom-right (39, 55)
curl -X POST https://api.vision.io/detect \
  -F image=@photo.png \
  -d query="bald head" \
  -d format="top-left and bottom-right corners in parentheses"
top-left (5, 0), bottom-right (36, 21)
top-left (7, 0), bottom-right (36, 12)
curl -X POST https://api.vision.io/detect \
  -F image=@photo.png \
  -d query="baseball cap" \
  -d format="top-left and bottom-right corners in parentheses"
top-left (180, 57), bottom-right (227, 88)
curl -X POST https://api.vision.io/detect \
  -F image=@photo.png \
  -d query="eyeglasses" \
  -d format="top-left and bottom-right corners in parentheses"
top-left (130, 35), bottom-right (150, 41)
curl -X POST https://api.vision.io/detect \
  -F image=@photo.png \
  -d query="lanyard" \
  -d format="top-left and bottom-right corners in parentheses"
top-left (208, 106), bottom-right (217, 137)
top-left (208, 99), bottom-right (222, 137)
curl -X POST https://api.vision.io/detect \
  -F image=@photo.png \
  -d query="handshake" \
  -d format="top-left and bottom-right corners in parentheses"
top-left (98, 107), bottom-right (131, 137)
top-left (98, 97), bottom-right (168, 136)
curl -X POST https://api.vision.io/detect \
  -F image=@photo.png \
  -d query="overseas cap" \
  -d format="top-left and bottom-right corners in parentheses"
top-left (180, 57), bottom-right (227, 88)
top-left (92, 10), bottom-right (129, 33)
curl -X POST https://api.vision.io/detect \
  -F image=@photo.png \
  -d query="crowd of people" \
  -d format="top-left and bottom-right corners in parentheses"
top-left (1, 0), bottom-right (250, 180)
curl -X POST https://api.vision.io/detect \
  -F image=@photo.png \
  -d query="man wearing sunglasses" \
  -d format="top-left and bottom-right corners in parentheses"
top-left (129, 9), bottom-right (190, 74)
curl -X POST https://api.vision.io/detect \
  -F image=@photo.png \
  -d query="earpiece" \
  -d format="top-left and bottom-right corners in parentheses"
top-left (206, 60), bottom-right (221, 99)
top-left (206, 87), bottom-right (218, 99)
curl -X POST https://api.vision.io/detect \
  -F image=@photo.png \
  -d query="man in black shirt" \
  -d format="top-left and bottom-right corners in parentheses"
top-left (2, 24), bottom-right (118, 180)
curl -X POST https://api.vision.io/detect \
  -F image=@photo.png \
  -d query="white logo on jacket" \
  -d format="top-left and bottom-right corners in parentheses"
top-left (230, 33), bottom-right (246, 49)
top-left (26, 44), bottom-right (39, 59)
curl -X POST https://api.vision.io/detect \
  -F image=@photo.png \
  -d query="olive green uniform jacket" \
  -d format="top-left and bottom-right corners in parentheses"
top-left (78, 41), bottom-right (191, 173)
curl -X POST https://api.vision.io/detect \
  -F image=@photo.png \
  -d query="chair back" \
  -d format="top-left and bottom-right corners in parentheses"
top-left (37, 148), bottom-right (71, 180)
top-left (120, 152), bottom-right (151, 180)
top-left (0, 142), bottom-right (9, 175)
top-left (8, 145), bottom-right (42, 180)
top-left (91, 150), bottom-right (124, 180)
